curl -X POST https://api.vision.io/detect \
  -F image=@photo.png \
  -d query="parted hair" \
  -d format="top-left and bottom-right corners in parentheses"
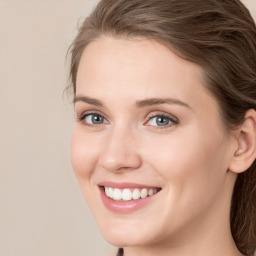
top-left (68, 0), bottom-right (256, 255)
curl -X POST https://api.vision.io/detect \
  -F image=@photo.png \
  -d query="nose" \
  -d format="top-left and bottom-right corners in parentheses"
top-left (98, 127), bottom-right (142, 173)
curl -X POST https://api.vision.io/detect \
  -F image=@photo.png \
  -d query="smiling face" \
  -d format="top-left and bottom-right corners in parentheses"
top-left (71, 37), bottom-right (237, 251)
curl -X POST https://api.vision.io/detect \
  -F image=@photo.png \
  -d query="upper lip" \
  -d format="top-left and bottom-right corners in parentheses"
top-left (98, 181), bottom-right (161, 189)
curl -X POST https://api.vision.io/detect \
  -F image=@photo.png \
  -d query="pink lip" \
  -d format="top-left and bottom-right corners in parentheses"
top-left (98, 181), bottom-right (160, 189)
top-left (98, 182), bottom-right (161, 214)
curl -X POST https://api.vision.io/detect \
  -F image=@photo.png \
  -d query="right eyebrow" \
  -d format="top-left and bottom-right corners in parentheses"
top-left (135, 97), bottom-right (191, 109)
top-left (73, 96), bottom-right (104, 107)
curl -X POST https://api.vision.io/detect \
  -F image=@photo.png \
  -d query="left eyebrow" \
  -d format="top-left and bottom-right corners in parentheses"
top-left (73, 96), bottom-right (104, 107)
top-left (136, 98), bottom-right (191, 109)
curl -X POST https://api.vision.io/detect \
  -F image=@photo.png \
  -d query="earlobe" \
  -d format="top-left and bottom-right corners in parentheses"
top-left (229, 109), bottom-right (256, 174)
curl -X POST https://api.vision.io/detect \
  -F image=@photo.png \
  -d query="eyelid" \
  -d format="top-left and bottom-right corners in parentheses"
top-left (76, 110), bottom-right (109, 124)
top-left (144, 111), bottom-right (179, 127)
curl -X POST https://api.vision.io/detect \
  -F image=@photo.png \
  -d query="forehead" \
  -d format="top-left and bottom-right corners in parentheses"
top-left (76, 36), bottom-right (215, 110)
top-left (77, 36), bottom-right (202, 84)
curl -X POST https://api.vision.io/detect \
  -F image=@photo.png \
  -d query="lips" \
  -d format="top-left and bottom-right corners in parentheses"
top-left (98, 182), bottom-right (162, 213)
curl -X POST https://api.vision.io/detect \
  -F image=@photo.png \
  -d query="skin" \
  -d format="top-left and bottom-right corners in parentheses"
top-left (71, 37), bottom-right (254, 256)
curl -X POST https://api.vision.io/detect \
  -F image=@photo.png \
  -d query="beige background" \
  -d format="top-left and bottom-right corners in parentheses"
top-left (0, 1), bottom-right (255, 256)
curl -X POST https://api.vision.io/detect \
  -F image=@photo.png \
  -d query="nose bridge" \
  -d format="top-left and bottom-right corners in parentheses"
top-left (98, 123), bottom-right (141, 172)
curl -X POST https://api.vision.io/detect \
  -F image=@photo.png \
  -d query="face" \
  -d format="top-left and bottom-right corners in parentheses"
top-left (71, 37), bottom-right (236, 248)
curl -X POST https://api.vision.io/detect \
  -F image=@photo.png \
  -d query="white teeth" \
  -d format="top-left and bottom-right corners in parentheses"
top-left (108, 187), bottom-right (113, 198)
top-left (122, 189), bottom-right (132, 201)
top-left (113, 188), bottom-right (122, 200)
top-left (132, 189), bottom-right (141, 200)
top-left (148, 189), bottom-right (153, 196)
top-left (105, 187), bottom-right (109, 197)
top-left (104, 187), bottom-right (159, 201)
top-left (140, 188), bottom-right (148, 198)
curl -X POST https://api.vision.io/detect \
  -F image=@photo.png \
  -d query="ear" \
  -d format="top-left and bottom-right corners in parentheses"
top-left (229, 109), bottom-right (256, 174)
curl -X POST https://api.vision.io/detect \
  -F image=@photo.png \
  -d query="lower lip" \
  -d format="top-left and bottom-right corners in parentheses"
top-left (99, 187), bottom-right (159, 213)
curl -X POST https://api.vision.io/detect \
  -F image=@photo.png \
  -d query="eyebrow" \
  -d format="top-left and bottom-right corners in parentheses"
top-left (135, 98), bottom-right (190, 108)
top-left (73, 95), bottom-right (191, 109)
top-left (73, 96), bottom-right (103, 106)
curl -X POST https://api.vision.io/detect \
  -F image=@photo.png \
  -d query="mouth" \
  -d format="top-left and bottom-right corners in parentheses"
top-left (102, 186), bottom-right (160, 201)
top-left (98, 182), bottom-right (162, 213)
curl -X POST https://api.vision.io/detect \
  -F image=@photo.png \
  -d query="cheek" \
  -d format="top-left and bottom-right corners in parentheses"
top-left (70, 128), bottom-right (99, 179)
top-left (142, 130), bottom-right (230, 231)
top-left (144, 124), bottom-right (227, 176)
top-left (143, 128), bottom-right (228, 198)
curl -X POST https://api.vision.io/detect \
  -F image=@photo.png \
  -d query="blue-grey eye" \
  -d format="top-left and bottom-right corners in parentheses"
top-left (147, 115), bottom-right (173, 126)
top-left (85, 114), bottom-right (105, 124)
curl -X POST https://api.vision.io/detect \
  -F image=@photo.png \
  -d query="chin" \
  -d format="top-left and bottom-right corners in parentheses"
top-left (100, 228), bottom-right (154, 248)
top-left (94, 214), bottom-right (165, 248)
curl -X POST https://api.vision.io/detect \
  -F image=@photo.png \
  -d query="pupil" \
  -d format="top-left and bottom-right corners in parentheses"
top-left (93, 115), bottom-right (103, 124)
top-left (156, 116), bottom-right (169, 126)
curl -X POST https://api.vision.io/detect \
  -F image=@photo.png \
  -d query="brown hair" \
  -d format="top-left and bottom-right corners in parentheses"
top-left (68, 0), bottom-right (256, 255)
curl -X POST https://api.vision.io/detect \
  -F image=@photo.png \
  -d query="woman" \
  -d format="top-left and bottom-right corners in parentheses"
top-left (68, 0), bottom-right (256, 255)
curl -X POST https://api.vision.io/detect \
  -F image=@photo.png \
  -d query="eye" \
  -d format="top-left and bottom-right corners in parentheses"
top-left (145, 114), bottom-right (178, 128)
top-left (86, 114), bottom-right (105, 124)
top-left (77, 112), bottom-right (107, 126)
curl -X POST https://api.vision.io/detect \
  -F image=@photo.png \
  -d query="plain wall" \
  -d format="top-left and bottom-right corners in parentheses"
top-left (0, 1), bottom-right (255, 256)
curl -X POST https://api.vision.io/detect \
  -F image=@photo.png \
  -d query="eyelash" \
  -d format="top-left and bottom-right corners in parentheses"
top-left (145, 113), bottom-right (178, 129)
top-left (76, 111), bottom-right (179, 129)
top-left (76, 111), bottom-right (107, 128)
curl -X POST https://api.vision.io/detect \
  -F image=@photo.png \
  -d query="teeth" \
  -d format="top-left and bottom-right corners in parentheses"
top-left (141, 188), bottom-right (148, 198)
top-left (113, 188), bottom-right (122, 200)
top-left (105, 187), bottom-right (109, 197)
top-left (104, 187), bottom-right (159, 201)
top-left (122, 189), bottom-right (132, 201)
top-left (105, 187), bottom-right (114, 198)
top-left (109, 187), bottom-right (113, 198)
top-left (132, 189), bottom-right (141, 200)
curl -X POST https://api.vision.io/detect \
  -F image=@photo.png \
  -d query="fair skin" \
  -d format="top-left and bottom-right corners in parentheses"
top-left (71, 36), bottom-right (256, 256)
